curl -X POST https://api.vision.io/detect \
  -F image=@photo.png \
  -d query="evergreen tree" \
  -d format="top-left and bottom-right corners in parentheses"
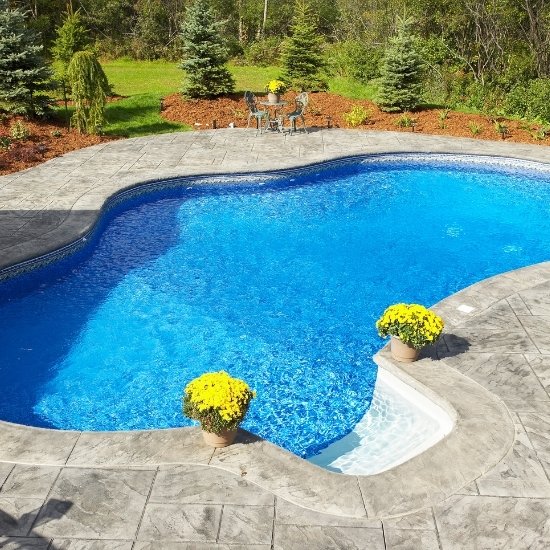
top-left (67, 50), bottom-right (110, 134)
top-left (52, 3), bottom-right (91, 111)
top-left (281, 0), bottom-right (327, 91)
top-left (378, 17), bottom-right (424, 112)
top-left (0, 0), bottom-right (53, 116)
top-left (180, 1), bottom-right (235, 99)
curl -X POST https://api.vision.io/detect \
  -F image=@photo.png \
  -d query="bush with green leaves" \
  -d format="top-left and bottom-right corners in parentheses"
top-left (494, 120), bottom-right (509, 139)
top-left (0, 0), bottom-right (53, 116)
top-left (244, 37), bottom-right (283, 67)
top-left (343, 105), bottom-right (372, 127)
top-left (0, 136), bottom-right (10, 150)
top-left (325, 41), bottom-right (382, 83)
top-left (134, 0), bottom-right (170, 60)
top-left (10, 120), bottom-right (30, 140)
top-left (504, 79), bottom-right (550, 124)
top-left (179, 1), bottom-right (235, 99)
top-left (468, 122), bottom-right (483, 136)
top-left (377, 17), bottom-right (423, 112)
top-left (67, 50), bottom-right (110, 134)
top-left (281, 0), bottom-right (327, 91)
top-left (395, 113), bottom-right (416, 128)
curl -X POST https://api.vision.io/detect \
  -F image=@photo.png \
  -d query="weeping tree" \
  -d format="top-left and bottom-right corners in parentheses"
top-left (67, 50), bottom-right (110, 134)
top-left (179, 1), bottom-right (235, 98)
top-left (378, 16), bottom-right (424, 112)
top-left (52, 3), bottom-right (91, 112)
top-left (0, 0), bottom-right (53, 115)
top-left (280, 0), bottom-right (327, 91)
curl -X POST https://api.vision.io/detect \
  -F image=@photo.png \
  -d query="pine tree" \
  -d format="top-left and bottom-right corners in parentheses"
top-left (0, 0), bottom-right (53, 116)
top-left (180, 1), bottom-right (235, 99)
top-left (281, 0), bottom-right (327, 92)
top-left (67, 50), bottom-right (110, 134)
top-left (378, 17), bottom-right (424, 113)
top-left (52, 3), bottom-right (91, 112)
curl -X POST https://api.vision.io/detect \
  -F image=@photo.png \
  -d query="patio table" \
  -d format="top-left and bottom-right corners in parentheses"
top-left (259, 100), bottom-right (288, 132)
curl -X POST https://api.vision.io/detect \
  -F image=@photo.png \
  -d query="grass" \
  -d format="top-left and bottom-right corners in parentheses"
top-left (327, 76), bottom-right (379, 101)
top-left (103, 59), bottom-right (181, 96)
top-left (98, 59), bottom-right (187, 137)
top-left (61, 59), bottom-right (379, 138)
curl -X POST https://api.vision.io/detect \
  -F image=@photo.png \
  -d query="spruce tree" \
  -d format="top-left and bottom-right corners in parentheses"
top-left (52, 4), bottom-right (91, 112)
top-left (378, 17), bottom-right (424, 112)
top-left (67, 50), bottom-right (110, 134)
top-left (0, 0), bottom-right (53, 116)
top-left (281, 0), bottom-right (327, 92)
top-left (180, 1), bottom-right (235, 99)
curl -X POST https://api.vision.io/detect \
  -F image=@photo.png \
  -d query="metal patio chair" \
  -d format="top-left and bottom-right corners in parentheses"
top-left (285, 92), bottom-right (308, 135)
top-left (244, 91), bottom-right (268, 134)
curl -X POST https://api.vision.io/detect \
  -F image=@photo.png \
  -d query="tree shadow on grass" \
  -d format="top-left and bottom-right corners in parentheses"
top-left (104, 95), bottom-right (189, 137)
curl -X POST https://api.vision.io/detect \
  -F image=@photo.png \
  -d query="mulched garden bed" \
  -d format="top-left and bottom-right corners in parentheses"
top-left (2, 91), bottom-right (548, 176)
top-left (0, 116), bottom-right (116, 176)
top-left (162, 91), bottom-right (550, 145)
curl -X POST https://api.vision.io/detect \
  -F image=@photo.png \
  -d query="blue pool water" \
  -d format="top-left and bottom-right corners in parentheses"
top-left (1, 155), bottom-right (550, 458)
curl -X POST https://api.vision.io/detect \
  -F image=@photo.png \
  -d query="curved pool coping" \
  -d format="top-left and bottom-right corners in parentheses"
top-left (1, 129), bottom-right (550, 519)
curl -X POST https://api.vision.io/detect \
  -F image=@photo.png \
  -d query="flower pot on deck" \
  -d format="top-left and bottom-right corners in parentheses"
top-left (390, 336), bottom-right (420, 363)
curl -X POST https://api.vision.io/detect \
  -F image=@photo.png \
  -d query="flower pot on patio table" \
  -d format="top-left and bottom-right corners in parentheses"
top-left (267, 92), bottom-right (281, 104)
top-left (202, 429), bottom-right (237, 448)
top-left (390, 336), bottom-right (420, 363)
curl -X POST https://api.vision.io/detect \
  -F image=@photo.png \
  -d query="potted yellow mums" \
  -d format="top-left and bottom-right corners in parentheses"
top-left (183, 371), bottom-right (255, 448)
top-left (265, 79), bottom-right (287, 103)
top-left (376, 303), bottom-right (444, 362)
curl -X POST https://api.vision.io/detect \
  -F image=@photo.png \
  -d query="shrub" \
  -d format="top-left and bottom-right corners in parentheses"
top-left (494, 120), bottom-right (509, 139)
top-left (324, 41), bottom-right (382, 82)
top-left (468, 122), bottom-right (483, 136)
top-left (10, 120), bottom-right (30, 140)
top-left (51, 129), bottom-right (62, 137)
top-left (505, 79), bottom-right (550, 124)
top-left (395, 113), bottom-right (416, 128)
top-left (183, 371), bottom-right (255, 434)
top-left (67, 51), bottom-right (110, 134)
top-left (343, 105), bottom-right (372, 127)
top-left (52, 6), bottom-right (91, 110)
top-left (438, 109), bottom-right (450, 128)
top-left (245, 37), bottom-right (283, 67)
top-left (0, 136), bottom-right (10, 150)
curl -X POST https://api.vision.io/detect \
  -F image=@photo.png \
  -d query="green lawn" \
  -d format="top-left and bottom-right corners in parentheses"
top-left (63, 59), bottom-right (377, 138)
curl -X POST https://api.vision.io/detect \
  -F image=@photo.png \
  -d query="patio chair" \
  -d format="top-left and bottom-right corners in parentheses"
top-left (244, 91), bottom-right (268, 134)
top-left (285, 92), bottom-right (308, 135)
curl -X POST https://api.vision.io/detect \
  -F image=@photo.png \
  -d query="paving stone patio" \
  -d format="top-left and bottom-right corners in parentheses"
top-left (1, 129), bottom-right (550, 549)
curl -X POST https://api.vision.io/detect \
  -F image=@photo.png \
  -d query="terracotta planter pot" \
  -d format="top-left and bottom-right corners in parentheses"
top-left (267, 92), bottom-right (281, 103)
top-left (390, 336), bottom-right (420, 363)
top-left (201, 428), bottom-right (237, 448)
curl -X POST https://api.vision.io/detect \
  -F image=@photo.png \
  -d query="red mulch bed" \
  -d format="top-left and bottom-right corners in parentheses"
top-left (0, 116), bottom-right (116, 176)
top-left (2, 92), bottom-right (548, 176)
top-left (162, 91), bottom-right (549, 145)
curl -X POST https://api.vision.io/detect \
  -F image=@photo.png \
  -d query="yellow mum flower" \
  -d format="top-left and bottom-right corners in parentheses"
top-left (376, 303), bottom-right (444, 349)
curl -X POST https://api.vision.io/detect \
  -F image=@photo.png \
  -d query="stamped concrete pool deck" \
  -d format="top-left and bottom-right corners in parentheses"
top-left (1, 129), bottom-right (550, 549)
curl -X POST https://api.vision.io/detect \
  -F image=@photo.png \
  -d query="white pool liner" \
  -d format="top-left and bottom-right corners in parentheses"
top-left (308, 367), bottom-right (454, 475)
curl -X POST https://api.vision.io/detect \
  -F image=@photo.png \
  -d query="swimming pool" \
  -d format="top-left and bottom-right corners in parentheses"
top-left (1, 154), bottom-right (550, 460)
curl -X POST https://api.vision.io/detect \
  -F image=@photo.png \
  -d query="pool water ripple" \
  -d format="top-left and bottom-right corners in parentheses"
top-left (1, 157), bottom-right (550, 459)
